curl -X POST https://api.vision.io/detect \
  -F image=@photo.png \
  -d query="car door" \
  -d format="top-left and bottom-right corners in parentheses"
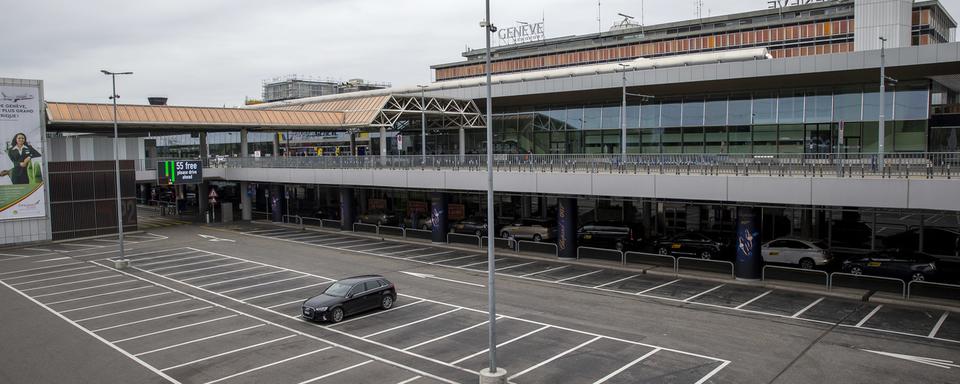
top-left (763, 240), bottom-right (788, 263)
top-left (778, 240), bottom-right (809, 264)
top-left (578, 225), bottom-right (595, 246)
top-left (362, 280), bottom-right (383, 310)
top-left (342, 283), bottom-right (366, 315)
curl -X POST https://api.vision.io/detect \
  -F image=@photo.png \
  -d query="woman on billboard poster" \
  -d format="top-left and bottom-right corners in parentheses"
top-left (4, 132), bottom-right (42, 185)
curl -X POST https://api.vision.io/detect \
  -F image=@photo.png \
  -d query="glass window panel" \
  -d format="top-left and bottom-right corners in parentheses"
top-left (893, 120), bottom-right (925, 151)
top-left (641, 129), bottom-right (662, 153)
top-left (753, 125), bottom-right (778, 154)
top-left (862, 90), bottom-right (894, 121)
top-left (929, 127), bottom-right (960, 152)
top-left (804, 91), bottom-right (832, 123)
top-left (833, 89), bottom-right (862, 122)
top-left (627, 130), bottom-right (641, 153)
top-left (583, 131), bottom-right (604, 153)
top-left (583, 106), bottom-right (602, 129)
top-left (704, 98), bottom-right (727, 126)
top-left (565, 106), bottom-right (583, 129)
top-left (728, 126), bottom-right (752, 154)
top-left (662, 127), bottom-right (683, 143)
top-left (625, 104), bottom-right (640, 128)
top-left (778, 91), bottom-right (804, 123)
top-left (601, 105), bottom-right (621, 129)
top-left (682, 98), bottom-right (704, 127)
top-left (661, 101), bottom-right (682, 127)
top-left (640, 103), bottom-right (660, 128)
top-left (861, 122), bottom-right (878, 152)
top-left (894, 86), bottom-right (929, 120)
top-left (752, 92), bottom-right (777, 124)
top-left (728, 96), bottom-right (751, 125)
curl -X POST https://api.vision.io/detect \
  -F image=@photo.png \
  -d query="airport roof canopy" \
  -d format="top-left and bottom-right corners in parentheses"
top-left (46, 93), bottom-right (484, 136)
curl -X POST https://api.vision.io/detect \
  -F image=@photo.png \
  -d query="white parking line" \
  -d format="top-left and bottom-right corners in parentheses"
top-left (384, 247), bottom-right (430, 255)
top-left (339, 241), bottom-right (389, 250)
top-left (683, 284), bottom-right (726, 302)
top-left (91, 306), bottom-right (214, 332)
top-left (636, 279), bottom-right (680, 294)
top-left (361, 308), bottom-right (462, 339)
top-left (450, 325), bottom-right (550, 365)
top-left (118, 249), bottom-right (199, 263)
top-left (328, 299), bottom-right (428, 327)
top-left (520, 265), bottom-right (568, 277)
top-left (405, 250), bottom-right (455, 260)
top-left (239, 281), bottom-right (332, 302)
top-left (363, 244), bottom-right (414, 253)
top-left (60, 243), bottom-right (100, 249)
top-left (790, 298), bottom-right (825, 318)
top-left (136, 253), bottom-right (213, 267)
top-left (429, 254), bottom-right (480, 265)
top-left (325, 239), bottom-right (370, 247)
top-left (111, 314), bottom-right (238, 343)
top-left (592, 274), bottom-right (641, 289)
top-left (197, 270), bottom-right (286, 288)
top-left (929, 312), bottom-right (949, 338)
top-left (555, 270), bottom-right (603, 283)
top-left (160, 334), bottom-right (297, 372)
top-left (495, 261), bottom-right (535, 271)
top-left (592, 347), bottom-right (661, 384)
top-left (508, 336), bottom-right (601, 380)
top-left (734, 290), bottom-right (774, 309)
top-left (33, 280), bottom-right (138, 298)
top-left (45, 286), bottom-right (154, 306)
top-left (204, 347), bottom-right (331, 384)
top-left (396, 376), bottom-right (422, 384)
top-left (11, 269), bottom-right (108, 286)
top-left (33, 257), bottom-right (73, 263)
top-left (460, 258), bottom-right (505, 268)
top-left (172, 263), bottom-right (257, 279)
top-left (218, 275), bottom-right (309, 294)
top-left (267, 299), bottom-right (307, 309)
top-left (855, 305), bottom-right (884, 328)
top-left (61, 292), bottom-right (171, 313)
top-left (149, 258), bottom-right (229, 272)
top-left (0, 263), bottom-right (88, 278)
top-left (21, 275), bottom-right (121, 292)
top-left (75, 299), bottom-right (193, 322)
top-left (298, 360), bottom-right (373, 384)
top-left (403, 318), bottom-right (496, 351)
top-left (135, 324), bottom-right (266, 357)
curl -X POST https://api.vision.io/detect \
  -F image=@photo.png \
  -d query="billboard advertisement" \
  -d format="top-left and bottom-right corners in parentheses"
top-left (157, 160), bottom-right (203, 185)
top-left (0, 83), bottom-right (45, 220)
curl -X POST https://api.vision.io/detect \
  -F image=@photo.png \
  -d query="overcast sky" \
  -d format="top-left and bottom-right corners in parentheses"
top-left (2, 0), bottom-right (957, 107)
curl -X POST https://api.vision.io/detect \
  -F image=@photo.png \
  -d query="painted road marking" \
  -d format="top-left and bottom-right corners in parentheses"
top-left (508, 336), bottom-right (603, 380)
top-left (361, 308), bottom-right (461, 339)
top-left (110, 315), bottom-right (238, 343)
top-left (637, 279), bottom-right (680, 294)
top-left (683, 284), bottom-right (726, 302)
top-left (91, 306), bottom-right (214, 333)
top-left (734, 290), bottom-right (774, 309)
top-left (75, 299), bottom-right (193, 322)
top-left (134, 324), bottom-right (265, 357)
top-left (791, 297), bottom-right (825, 318)
top-left (592, 274), bottom-right (641, 289)
top-left (861, 349), bottom-right (960, 369)
top-left (159, 334), bottom-right (297, 372)
top-left (929, 312), bottom-right (949, 338)
top-left (855, 305), bottom-right (884, 328)
top-left (297, 360), bottom-right (374, 384)
top-left (555, 270), bottom-right (603, 283)
top-left (203, 347), bottom-right (331, 384)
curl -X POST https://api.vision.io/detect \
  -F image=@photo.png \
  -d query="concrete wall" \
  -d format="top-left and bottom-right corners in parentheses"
top-left (47, 136), bottom-right (144, 162)
top-left (854, 0), bottom-right (913, 51)
top-left (138, 167), bottom-right (960, 212)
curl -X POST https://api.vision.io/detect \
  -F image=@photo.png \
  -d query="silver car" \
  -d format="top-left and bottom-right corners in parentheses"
top-left (499, 219), bottom-right (554, 242)
top-left (761, 238), bottom-right (831, 269)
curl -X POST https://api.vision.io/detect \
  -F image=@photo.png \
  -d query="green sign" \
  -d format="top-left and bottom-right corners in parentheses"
top-left (157, 160), bottom-right (202, 185)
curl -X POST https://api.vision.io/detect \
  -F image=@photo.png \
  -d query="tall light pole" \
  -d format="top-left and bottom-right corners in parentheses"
top-left (481, 1), bottom-right (505, 382)
top-left (101, 70), bottom-right (133, 268)
top-left (619, 63), bottom-right (628, 162)
top-left (878, 36), bottom-right (887, 172)
top-left (417, 84), bottom-right (428, 161)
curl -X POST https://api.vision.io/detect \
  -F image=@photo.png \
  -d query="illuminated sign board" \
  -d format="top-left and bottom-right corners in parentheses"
top-left (157, 160), bottom-right (203, 185)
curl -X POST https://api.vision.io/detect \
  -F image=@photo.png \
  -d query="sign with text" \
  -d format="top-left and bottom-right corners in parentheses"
top-left (767, 0), bottom-right (834, 9)
top-left (497, 21), bottom-right (545, 46)
top-left (0, 82), bottom-right (46, 220)
top-left (158, 160), bottom-right (203, 185)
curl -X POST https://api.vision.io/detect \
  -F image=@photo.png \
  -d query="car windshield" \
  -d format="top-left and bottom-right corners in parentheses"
top-left (323, 282), bottom-right (353, 297)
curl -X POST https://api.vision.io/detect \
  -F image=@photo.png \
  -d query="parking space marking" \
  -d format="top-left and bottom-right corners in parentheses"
top-left (636, 279), bottom-right (680, 294)
top-left (929, 312), bottom-right (949, 338)
top-left (397, 376), bottom-right (422, 384)
top-left (683, 284), bottom-right (726, 302)
top-left (218, 275), bottom-right (309, 294)
top-left (267, 299), bottom-right (306, 309)
top-left (734, 290), bottom-right (774, 309)
top-left (61, 292), bottom-right (171, 313)
top-left (429, 254), bottom-right (480, 265)
top-left (324, 238), bottom-right (370, 247)
top-left (405, 250), bottom-right (455, 260)
top-left (239, 281), bottom-right (332, 301)
top-left (508, 336), bottom-right (602, 380)
top-left (91, 306), bottom-right (214, 332)
top-left (361, 308), bottom-right (462, 339)
top-left (384, 247), bottom-right (431, 255)
top-left (118, 249), bottom-right (199, 263)
top-left (148, 258), bottom-right (230, 273)
top-left (184, 247), bottom-right (338, 284)
top-left (175, 263), bottom-right (260, 280)
top-left (197, 270), bottom-right (286, 288)
top-left (21, 274), bottom-right (121, 292)
top-left (403, 318), bottom-right (495, 351)
top-left (555, 270), bottom-right (602, 283)
top-left (110, 314), bottom-right (238, 343)
top-left (33, 280), bottom-right (138, 298)
top-left (592, 347), bottom-right (661, 384)
top-left (159, 334), bottom-right (297, 372)
top-left (203, 347), bottom-right (331, 384)
top-left (329, 299), bottom-right (428, 327)
top-left (298, 359), bottom-right (374, 384)
top-left (134, 324), bottom-right (266, 357)
top-left (790, 298), bottom-right (825, 318)
top-left (75, 299), bottom-right (193, 322)
top-left (592, 274), bottom-right (641, 289)
top-left (496, 261), bottom-right (535, 271)
top-left (33, 256), bottom-right (73, 263)
top-left (45, 286), bottom-right (153, 306)
top-left (855, 305), bottom-right (884, 328)
top-left (0, 263), bottom-right (88, 277)
top-left (460, 258), bottom-right (506, 268)
top-left (521, 265), bottom-right (567, 277)
top-left (450, 325), bottom-right (550, 365)
top-left (360, 244), bottom-right (411, 253)
top-left (10, 269), bottom-right (108, 286)
top-left (137, 253), bottom-right (214, 267)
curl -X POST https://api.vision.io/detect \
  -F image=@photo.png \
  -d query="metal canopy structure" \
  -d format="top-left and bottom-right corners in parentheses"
top-left (268, 94), bottom-right (486, 130)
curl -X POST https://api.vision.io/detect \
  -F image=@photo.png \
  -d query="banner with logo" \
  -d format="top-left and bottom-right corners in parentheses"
top-left (0, 84), bottom-right (45, 220)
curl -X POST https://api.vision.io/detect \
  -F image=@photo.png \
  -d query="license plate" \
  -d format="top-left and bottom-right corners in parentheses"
top-left (583, 234), bottom-right (592, 239)
top-left (770, 251), bottom-right (779, 256)
top-left (867, 262), bottom-right (881, 267)
top-left (671, 243), bottom-right (682, 249)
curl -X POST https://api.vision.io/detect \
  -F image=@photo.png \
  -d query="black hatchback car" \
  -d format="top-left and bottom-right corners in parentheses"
top-left (301, 275), bottom-right (396, 323)
top-left (577, 221), bottom-right (643, 251)
top-left (654, 232), bottom-right (726, 260)
top-left (842, 250), bottom-right (938, 282)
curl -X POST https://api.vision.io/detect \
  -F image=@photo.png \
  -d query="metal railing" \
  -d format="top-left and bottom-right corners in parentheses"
top-left (676, 257), bottom-right (735, 279)
top-left (199, 152), bottom-right (960, 179)
top-left (624, 251), bottom-right (677, 271)
top-left (828, 272), bottom-right (906, 298)
top-left (352, 222), bottom-right (379, 235)
top-left (281, 214), bottom-right (304, 230)
top-left (761, 265), bottom-right (829, 290)
top-left (576, 246), bottom-right (624, 264)
top-left (906, 280), bottom-right (960, 302)
top-left (378, 225), bottom-right (405, 238)
top-left (517, 240), bottom-right (558, 257)
top-left (481, 236), bottom-right (517, 251)
top-left (321, 219), bottom-right (341, 229)
top-left (447, 233), bottom-right (481, 247)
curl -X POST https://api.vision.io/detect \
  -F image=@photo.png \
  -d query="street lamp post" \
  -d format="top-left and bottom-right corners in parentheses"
top-left (101, 70), bottom-right (133, 269)
top-left (417, 85), bottom-right (428, 162)
top-left (619, 64), bottom-right (628, 162)
top-left (878, 36), bottom-right (887, 173)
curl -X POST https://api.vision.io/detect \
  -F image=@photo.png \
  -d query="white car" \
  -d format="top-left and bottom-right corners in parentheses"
top-left (761, 238), bottom-right (831, 269)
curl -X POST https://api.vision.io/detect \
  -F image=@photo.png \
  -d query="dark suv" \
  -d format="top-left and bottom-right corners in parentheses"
top-left (576, 221), bottom-right (643, 251)
top-left (301, 275), bottom-right (396, 323)
top-left (655, 232), bottom-right (726, 260)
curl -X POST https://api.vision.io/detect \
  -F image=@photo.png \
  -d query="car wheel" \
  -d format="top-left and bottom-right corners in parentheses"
top-left (501, 231), bottom-right (510, 239)
top-left (377, 220), bottom-right (383, 227)
top-left (380, 295), bottom-right (394, 309)
top-left (850, 266), bottom-right (863, 275)
top-left (799, 258), bottom-right (815, 270)
top-left (658, 247), bottom-right (669, 255)
top-left (330, 307), bottom-right (344, 323)
top-left (910, 272), bottom-right (926, 282)
top-left (615, 241), bottom-right (625, 252)
top-left (699, 250), bottom-right (712, 260)
top-left (533, 234), bottom-right (542, 242)
top-left (475, 229), bottom-right (483, 237)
